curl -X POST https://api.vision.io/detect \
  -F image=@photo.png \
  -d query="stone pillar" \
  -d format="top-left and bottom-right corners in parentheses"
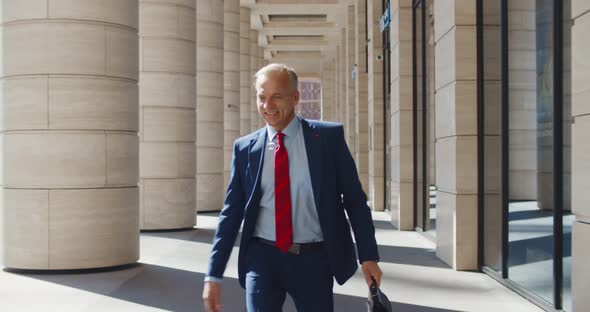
top-left (321, 58), bottom-right (335, 122)
top-left (433, 0), bottom-right (478, 270)
top-left (334, 46), bottom-right (341, 123)
top-left (196, 0), bottom-right (224, 212)
top-left (139, 0), bottom-right (196, 230)
top-left (254, 45), bottom-right (266, 130)
top-left (368, 0), bottom-right (385, 211)
top-left (1, 1), bottom-right (139, 269)
top-left (334, 55), bottom-right (341, 122)
top-left (340, 31), bottom-right (347, 126)
top-left (348, 5), bottom-right (356, 153)
top-left (389, 0), bottom-right (414, 230)
top-left (572, 1), bottom-right (590, 311)
top-left (356, 0), bottom-right (370, 195)
top-left (223, 0), bottom-right (240, 189)
top-left (249, 30), bottom-right (259, 132)
top-left (240, 8), bottom-right (251, 136)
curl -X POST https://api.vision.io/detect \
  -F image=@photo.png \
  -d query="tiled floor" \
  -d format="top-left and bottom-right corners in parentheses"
top-left (0, 212), bottom-right (543, 312)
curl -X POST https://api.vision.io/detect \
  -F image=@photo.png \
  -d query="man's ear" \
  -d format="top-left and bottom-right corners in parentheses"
top-left (293, 90), bottom-right (300, 105)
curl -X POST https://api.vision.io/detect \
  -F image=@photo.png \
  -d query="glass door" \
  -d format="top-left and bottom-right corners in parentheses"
top-left (480, 0), bottom-right (572, 310)
top-left (383, 0), bottom-right (392, 211)
top-left (412, 0), bottom-right (436, 236)
top-left (412, 0), bottom-right (424, 230)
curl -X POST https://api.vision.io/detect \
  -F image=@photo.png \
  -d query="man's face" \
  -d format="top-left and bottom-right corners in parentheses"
top-left (256, 71), bottom-right (300, 131)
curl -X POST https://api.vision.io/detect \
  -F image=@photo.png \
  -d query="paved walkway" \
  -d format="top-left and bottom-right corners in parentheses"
top-left (0, 212), bottom-right (543, 312)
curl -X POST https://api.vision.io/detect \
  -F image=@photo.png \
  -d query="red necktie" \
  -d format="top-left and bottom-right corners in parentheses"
top-left (274, 132), bottom-right (293, 253)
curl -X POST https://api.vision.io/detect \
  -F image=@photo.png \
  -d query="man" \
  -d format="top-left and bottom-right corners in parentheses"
top-left (203, 63), bottom-right (382, 312)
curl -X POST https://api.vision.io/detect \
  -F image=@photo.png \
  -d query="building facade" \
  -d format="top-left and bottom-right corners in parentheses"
top-left (1, 0), bottom-right (589, 311)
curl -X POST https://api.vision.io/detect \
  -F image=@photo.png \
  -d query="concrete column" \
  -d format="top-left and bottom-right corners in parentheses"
top-left (321, 58), bottom-right (335, 122)
top-left (139, 0), bottom-right (196, 230)
top-left (347, 5), bottom-right (356, 154)
top-left (257, 47), bottom-right (266, 128)
top-left (239, 8), bottom-right (251, 136)
top-left (334, 55), bottom-right (340, 122)
top-left (333, 46), bottom-right (342, 122)
top-left (341, 31), bottom-right (347, 126)
top-left (572, 2), bottom-right (590, 311)
top-left (389, 0), bottom-right (414, 230)
top-left (1, 1), bottom-right (139, 269)
top-left (249, 30), bottom-right (259, 132)
top-left (223, 0), bottom-right (240, 189)
top-left (368, 0), bottom-right (385, 211)
top-left (356, 0), bottom-right (370, 195)
top-left (433, 0), bottom-right (478, 270)
top-left (334, 46), bottom-right (341, 123)
top-left (196, 0), bottom-right (224, 212)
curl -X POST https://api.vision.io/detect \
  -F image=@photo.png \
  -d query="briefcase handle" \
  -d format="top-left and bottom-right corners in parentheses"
top-left (369, 277), bottom-right (380, 302)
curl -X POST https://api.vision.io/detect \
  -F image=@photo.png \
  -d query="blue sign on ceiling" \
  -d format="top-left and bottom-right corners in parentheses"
top-left (379, 1), bottom-right (390, 33)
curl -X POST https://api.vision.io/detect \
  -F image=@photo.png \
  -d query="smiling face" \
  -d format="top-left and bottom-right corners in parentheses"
top-left (255, 70), bottom-right (300, 131)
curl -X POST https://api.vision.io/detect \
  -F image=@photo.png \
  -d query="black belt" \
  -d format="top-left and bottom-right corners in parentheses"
top-left (254, 237), bottom-right (324, 255)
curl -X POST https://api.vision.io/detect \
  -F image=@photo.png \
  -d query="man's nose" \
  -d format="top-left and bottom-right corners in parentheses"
top-left (264, 99), bottom-right (275, 109)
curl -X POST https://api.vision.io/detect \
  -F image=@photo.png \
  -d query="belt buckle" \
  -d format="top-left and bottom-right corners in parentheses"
top-left (288, 244), bottom-right (301, 255)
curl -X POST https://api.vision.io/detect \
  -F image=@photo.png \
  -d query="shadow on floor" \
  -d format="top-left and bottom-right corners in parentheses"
top-left (373, 219), bottom-right (396, 230)
top-left (15, 262), bottom-right (462, 312)
top-left (376, 245), bottom-right (448, 268)
top-left (17, 263), bottom-right (245, 312)
top-left (142, 229), bottom-right (448, 269)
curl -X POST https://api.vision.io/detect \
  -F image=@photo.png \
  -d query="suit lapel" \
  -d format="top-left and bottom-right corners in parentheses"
top-left (301, 119), bottom-right (322, 211)
top-left (247, 129), bottom-right (267, 208)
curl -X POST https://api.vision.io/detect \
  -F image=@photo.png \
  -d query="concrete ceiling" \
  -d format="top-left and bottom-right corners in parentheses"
top-left (240, 0), bottom-right (354, 77)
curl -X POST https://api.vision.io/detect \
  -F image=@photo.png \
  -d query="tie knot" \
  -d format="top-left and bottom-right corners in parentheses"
top-left (276, 132), bottom-right (285, 143)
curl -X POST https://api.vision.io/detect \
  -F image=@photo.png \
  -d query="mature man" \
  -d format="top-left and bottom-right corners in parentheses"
top-left (203, 63), bottom-right (382, 312)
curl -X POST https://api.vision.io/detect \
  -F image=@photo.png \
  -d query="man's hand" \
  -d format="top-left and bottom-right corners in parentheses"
top-left (202, 281), bottom-right (223, 312)
top-left (361, 261), bottom-right (383, 287)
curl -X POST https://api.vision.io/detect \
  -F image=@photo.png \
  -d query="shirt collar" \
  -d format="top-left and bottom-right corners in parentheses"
top-left (266, 115), bottom-right (300, 142)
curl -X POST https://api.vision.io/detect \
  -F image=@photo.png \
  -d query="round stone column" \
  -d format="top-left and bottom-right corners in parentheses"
top-left (223, 0), bottom-right (240, 188)
top-left (196, 0), bottom-right (224, 211)
top-left (356, 0), bottom-right (370, 197)
top-left (257, 46), bottom-right (266, 128)
top-left (139, 0), bottom-right (196, 229)
top-left (368, 0), bottom-right (385, 211)
top-left (1, 1), bottom-right (139, 269)
top-left (249, 30), bottom-right (259, 132)
top-left (240, 7), bottom-right (251, 136)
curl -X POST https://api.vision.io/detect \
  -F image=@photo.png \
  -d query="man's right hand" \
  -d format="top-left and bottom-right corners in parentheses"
top-left (202, 281), bottom-right (222, 312)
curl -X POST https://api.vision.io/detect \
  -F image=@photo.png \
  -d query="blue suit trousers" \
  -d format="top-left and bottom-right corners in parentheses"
top-left (245, 238), bottom-right (334, 312)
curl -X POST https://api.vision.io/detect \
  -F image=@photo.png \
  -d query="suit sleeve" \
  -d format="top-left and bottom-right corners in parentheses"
top-left (207, 141), bottom-right (246, 279)
top-left (334, 125), bottom-right (380, 263)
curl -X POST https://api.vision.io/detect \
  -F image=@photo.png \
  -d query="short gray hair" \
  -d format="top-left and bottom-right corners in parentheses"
top-left (254, 63), bottom-right (299, 93)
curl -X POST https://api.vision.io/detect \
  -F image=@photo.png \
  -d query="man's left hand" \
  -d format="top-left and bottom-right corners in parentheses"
top-left (361, 261), bottom-right (383, 287)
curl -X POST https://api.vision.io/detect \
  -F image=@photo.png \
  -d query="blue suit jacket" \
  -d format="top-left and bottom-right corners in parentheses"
top-left (207, 118), bottom-right (379, 288)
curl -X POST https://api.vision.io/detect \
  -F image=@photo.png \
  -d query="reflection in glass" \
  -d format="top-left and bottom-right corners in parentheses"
top-left (413, 0), bottom-right (437, 236)
top-left (507, 0), bottom-right (554, 305)
top-left (414, 0), bottom-right (424, 230)
top-left (482, 0), bottom-right (503, 273)
top-left (562, 0), bottom-right (572, 310)
top-left (425, 0), bottom-right (437, 238)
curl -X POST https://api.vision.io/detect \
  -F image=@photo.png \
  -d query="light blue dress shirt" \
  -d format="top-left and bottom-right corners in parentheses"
top-left (253, 115), bottom-right (324, 243)
top-left (205, 116), bottom-right (324, 282)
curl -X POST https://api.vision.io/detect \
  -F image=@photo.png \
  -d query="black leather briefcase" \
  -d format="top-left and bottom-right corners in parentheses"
top-left (367, 278), bottom-right (392, 312)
